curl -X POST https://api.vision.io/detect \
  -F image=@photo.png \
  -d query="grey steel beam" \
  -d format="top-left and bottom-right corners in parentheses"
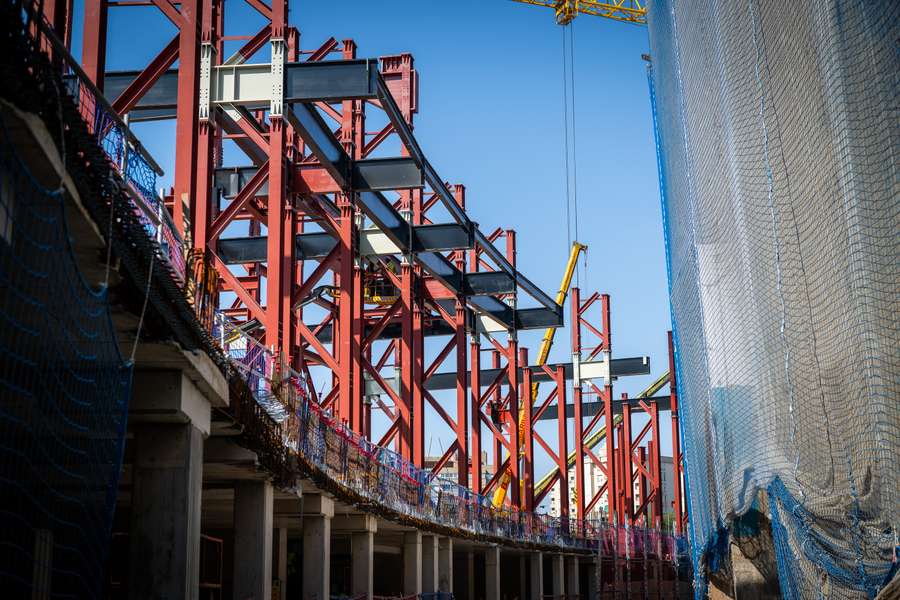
top-left (413, 224), bottom-right (472, 253)
top-left (103, 70), bottom-right (178, 120)
top-left (109, 60), bottom-right (563, 322)
top-left (362, 357), bottom-right (651, 394)
top-left (214, 158), bottom-right (422, 198)
top-left (535, 396), bottom-right (673, 420)
top-left (351, 157), bottom-right (423, 191)
top-left (288, 102), bottom-right (350, 186)
top-left (217, 227), bottom-right (476, 266)
top-left (218, 234), bottom-right (337, 264)
top-left (284, 59), bottom-right (379, 102)
top-left (313, 320), bottom-right (457, 345)
top-left (464, 271), bottom-right (515, 296)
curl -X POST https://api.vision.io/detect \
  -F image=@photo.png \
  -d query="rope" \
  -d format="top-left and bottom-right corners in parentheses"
top-left (568, 23), bottom-right (582, 289)
top-left (562, 23), bottom-right (583, 289)
top-left (130, 252), bottom-right (155, 363)
top-left (562, 26), bottom-right (572, 256)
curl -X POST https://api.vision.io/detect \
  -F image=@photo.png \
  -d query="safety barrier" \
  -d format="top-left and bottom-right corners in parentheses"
top-left (23, 4), bottom-right (185, 281)
top-left (213, 310), bottom-right (691, 559)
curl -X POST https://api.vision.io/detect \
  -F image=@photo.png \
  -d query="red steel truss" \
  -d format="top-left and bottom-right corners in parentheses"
top-left (61, 0), bottom-right (687, 531)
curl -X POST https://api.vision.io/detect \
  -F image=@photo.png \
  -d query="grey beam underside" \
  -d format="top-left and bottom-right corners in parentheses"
top-left (360, 357), bottom-right (651, 395)
top-left (534, 395), bottom-right (673, 419)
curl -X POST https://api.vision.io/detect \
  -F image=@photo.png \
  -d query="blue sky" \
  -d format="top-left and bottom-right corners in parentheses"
top-left (74, 0), bottom-right (673, 485)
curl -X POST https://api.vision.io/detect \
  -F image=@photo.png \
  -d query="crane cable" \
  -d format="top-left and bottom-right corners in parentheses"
top-left (562, 23), bottom-right (584, 290)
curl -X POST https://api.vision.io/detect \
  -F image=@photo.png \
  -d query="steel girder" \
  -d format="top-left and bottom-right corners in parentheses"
top-left (73, 1), bottom-right (685, 529)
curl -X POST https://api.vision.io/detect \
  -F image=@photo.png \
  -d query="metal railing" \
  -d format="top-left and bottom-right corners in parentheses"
top-left (213, 310), bottom-right (690, 556)
top-left (23, 3), bottom-right (186, 281)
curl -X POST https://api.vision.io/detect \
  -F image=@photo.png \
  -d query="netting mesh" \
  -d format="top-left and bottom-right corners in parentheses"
top-left (0, 115), bottom-right (132, 597)
top-left (647, 0), bottom-right (900, 597)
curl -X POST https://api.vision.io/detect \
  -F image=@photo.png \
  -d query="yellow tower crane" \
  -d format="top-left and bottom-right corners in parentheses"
top-left (511, 0), bottom-right (647, 26)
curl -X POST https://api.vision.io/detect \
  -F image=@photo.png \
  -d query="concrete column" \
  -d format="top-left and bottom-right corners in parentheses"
top-left (438, 537), bottom-right (453, 593)
top-left (350, 516), bottom-right (377, 600)
top-left (128, 423), bottom-right (204, 600)
top-left (550, 554), bottom-right (566, 600)
top-left (467, 550), bottom-right (475, 600)
top-left (403, 531), bottom-right (423, 596)
top-left (565, 556), bottom-right (580, 600)
top-left (529, 552), bottom-right (544, 600)
top-left (422, 535), bottom-right (439, 593)
top-left (303, 495), bottom-right (334, 600)
top-left (275, 527), bottom-right (288, 600)
top-left (585, 559), bottom-right (597, 600)
top-left (485, 546), bottom-right (501, 600)
top-left (233, 480), bottom-right (274, 600)
top-left (519, 555), bottom-right (527, 600)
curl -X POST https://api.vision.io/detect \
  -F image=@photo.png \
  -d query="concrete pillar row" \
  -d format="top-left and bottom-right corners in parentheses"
top-left (275, 527), bottom-right (288, 600)
top-left (551, 554), bottom-right (566, 600)
top-left (438, 537), bottom-right (453, 593)
top-left (585, 558), bottom-right (598, 600)
top-left (403, 531), bottom-right (423, 596)
top-left (127, 423), bottom-right (204, 600)
top-left (303, 495), bottom-right (334, 600)
top-left (519, 555), bottom-right (527, 600)
top-left (233, 480), bottom-right (274, 600)
top-left (529, 552), bottom-right (544, 600)
top-left (485, 546), bottom-right (501, 600)
top-left (565, 556), bottom-right (580, 600)
top-left (467, 550), bottom-right (475, 600)
top-left (350, 515), bottom-right (377, 600)
top-left (422, 535), bottom-right (439, 593)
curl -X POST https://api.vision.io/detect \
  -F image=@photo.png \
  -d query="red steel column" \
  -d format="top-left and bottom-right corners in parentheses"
top-left (505, 229), bottom-right (519, 508)
top-left (622, 399), bottom-right (634, 524)
top-left (265, 0), bottom-right (290, 360)
top-left (43, 0), bottom-right (73, 48)
top-left (520, 348), bottom-right (534, 512)
top-left (555, 365), bottom-right (569, 519)
top-left (455, 298), bottom-right (469, 487)
top-left (571, 287), bottom-right (586, 521)
top-left (173, 0), bottom-right (202, 234)
top-left (649, 401), bottom-right (663, 529)
top-left (80, 0), bottom-right (107, 89)
top-left (470, 333), bottom-right (482, 493)
top-left (192, 0), bottom-right (218, 252)
top-left (341, 40), bottom-right (364, 432)
top-left (668, 331), bottom-right (684, 534)
top-left (506, 335), bottom-right (520, 508)
top-left (607, 391), bottom-right (618, 524)
top-left (336, 195), bottom-right (356, 427)
top-left (399, 259), bottom-right (414, 461)
top-left (453, 184), bottom-right (468, 486)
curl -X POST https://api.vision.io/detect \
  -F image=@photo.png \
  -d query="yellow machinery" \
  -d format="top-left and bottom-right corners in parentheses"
top-left (488, 0), bottom-right (649, 510)
top-left (491, 241), bottom-right (586, 509)
top-left (510, 0), bottom-right (647, 26)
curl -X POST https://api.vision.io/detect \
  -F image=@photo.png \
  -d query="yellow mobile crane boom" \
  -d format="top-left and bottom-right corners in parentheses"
top-left (491, 241), bottom-right (587, 509)
top-left (511, 0), bottom-right (647, 26)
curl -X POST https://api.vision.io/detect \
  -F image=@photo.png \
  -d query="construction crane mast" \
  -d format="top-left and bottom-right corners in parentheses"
top-left (511, 0), bottom-right (647, 26)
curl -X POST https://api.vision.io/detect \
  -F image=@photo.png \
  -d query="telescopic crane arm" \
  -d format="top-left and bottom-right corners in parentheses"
top-left (491, 241), bottom-right (587, 509)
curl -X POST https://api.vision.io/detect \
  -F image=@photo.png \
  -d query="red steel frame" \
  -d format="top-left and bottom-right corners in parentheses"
top-left (65, 0), bottom-right (688, 539)
top-left (570, 287), bottom-right (617, 523)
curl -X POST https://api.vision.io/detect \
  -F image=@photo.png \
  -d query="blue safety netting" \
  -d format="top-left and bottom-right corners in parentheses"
top-left (647, 0), bottom-right (900, 598)
top-left (0, 114), bottom-right (132, 597)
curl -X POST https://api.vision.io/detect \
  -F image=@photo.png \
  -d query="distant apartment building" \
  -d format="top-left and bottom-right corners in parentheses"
top-left (424, 452), bottom-right (495, 488)
top-left (548, 448), bottom-right (676, 521)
